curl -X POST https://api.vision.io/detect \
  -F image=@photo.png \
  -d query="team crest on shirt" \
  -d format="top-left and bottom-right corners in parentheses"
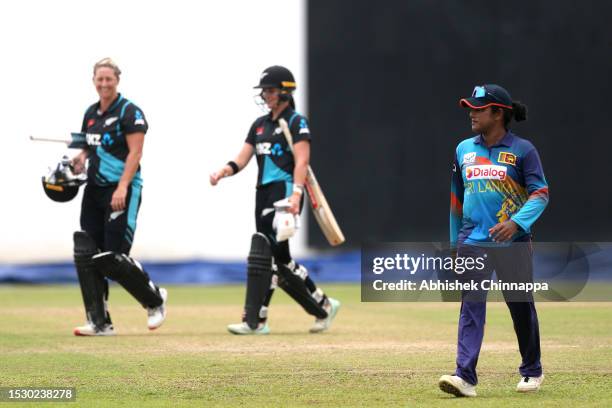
top-left (104, 116), bottom-right (118, 127)
top-left (498, 152), bottom-right (517, 166)
top-left (462, 152), bottom-right (476, 164)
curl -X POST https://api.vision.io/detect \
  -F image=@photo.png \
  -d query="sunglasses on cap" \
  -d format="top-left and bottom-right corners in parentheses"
top-left (472, 85), bottom-right (508, 104)
top-left (472, 86), bottom-right (491, 99)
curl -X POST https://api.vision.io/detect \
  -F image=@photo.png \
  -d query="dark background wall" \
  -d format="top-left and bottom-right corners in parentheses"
top-left (307, 0), bottom-right (612, 248)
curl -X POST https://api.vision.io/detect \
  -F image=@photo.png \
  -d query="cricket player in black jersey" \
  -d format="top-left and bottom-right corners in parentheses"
top-left (210, 66), bottom-right (340, 335)
top-left (70, 58), bottom-right (167, 336)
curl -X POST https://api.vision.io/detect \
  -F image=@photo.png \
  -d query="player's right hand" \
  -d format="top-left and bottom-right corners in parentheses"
top-left (71, 152), bottom-right (87, 174)
top-left (209, 171), bottom-right (222, 186)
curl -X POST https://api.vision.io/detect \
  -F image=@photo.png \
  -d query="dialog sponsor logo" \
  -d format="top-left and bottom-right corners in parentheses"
top-left (465, 165), bottom-right (507, 180)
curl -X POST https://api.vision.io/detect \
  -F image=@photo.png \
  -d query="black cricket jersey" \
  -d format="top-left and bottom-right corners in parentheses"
top-left (81, 94), bottom-right (148, 187)
top-left (245, 107), bottom-right (311, 188)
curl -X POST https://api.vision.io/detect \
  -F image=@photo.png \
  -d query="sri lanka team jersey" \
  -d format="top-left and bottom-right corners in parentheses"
top-left (245, 107), bottom-right (311, 188)
top-left (81, 94), bottom-right (148, 188)
top-left (450, 131), bottom-right (549, 247)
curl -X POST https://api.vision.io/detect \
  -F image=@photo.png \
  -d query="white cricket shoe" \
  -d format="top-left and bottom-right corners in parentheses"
top-left (147, 288), bottom-right (168, 330)
top-left (310, 298), bottom-right (341, 333)
top-left (73, 322), bottom-right (115, 336)
top-left (227, 321), bottom-right (270, 335)
top-left (439, 374), bottom-right (477, 397)
top-left (516, 374), bottom-right (544, 392)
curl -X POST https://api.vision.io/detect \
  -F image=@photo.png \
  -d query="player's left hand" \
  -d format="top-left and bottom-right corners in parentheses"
top-left (111, 185), bottom-right (128, 211)
top-left (489, 220), bottom-right (518, 242)
top-left (288, 192), bottom-right (300, 214)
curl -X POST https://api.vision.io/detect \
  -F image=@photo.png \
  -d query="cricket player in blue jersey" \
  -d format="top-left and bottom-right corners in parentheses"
top-left (439, 84), bottom-right (549, 397)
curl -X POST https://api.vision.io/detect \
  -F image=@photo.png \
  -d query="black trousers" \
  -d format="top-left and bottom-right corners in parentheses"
top-left (255, 181), bottom-right (301, 264)
top-left (80, 183), bottom-right (142, 254)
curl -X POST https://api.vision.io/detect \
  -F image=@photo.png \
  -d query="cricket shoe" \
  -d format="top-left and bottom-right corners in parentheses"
top-left (310, 298), bottom-right (341, 333)
top-left (438, 375), bottom-right (477, 397)
top-left (227, 321), bottom-right (270, 335)
top-left (73, 322), bottom-right (115, 336)
top-left (147, 288), bottom-right (168, 330)
top-left (516, 374), bottom-right (544, 392)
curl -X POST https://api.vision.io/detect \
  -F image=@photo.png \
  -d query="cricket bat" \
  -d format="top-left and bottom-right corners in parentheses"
top-left (30, 133), bottom-right (89, 149)
top-left (278, 118), bottom-right (345, 246)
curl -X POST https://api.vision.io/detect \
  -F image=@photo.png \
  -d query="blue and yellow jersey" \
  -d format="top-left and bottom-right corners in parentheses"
top-left (450, 131), bottom-right (549, 247)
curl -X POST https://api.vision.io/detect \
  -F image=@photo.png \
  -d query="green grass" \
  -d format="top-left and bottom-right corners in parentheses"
top-left (1, 284), bottom-right (611, 407)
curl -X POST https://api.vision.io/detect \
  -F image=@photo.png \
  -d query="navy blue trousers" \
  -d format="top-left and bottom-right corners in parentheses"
top-left (455, 242), bottom-right (542, 385)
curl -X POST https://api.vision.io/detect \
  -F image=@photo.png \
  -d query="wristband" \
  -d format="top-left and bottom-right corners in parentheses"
top-left (227, 161), bottom-right (239, 175)
top-left (293, 184), bottom-right (304, 195)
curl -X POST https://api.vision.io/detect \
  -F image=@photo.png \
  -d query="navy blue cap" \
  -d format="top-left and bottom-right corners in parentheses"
top-left (460, 84), bottom-right (513, 110)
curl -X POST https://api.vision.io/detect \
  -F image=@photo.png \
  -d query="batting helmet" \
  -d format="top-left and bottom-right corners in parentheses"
top-left (42, 156), bottom-right (87, 202)
top-left (254, 66), bottom-right (296, 92)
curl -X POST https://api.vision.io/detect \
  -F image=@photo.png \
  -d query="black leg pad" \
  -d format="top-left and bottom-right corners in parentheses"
top-left (277, 263), bottom-right (328, 319)
top-left (244, 233), bottom-right (274, 329)
top-left (73, 231), bottom-right (110, 328)
top-left (92, 252), bottom-right (162, 308)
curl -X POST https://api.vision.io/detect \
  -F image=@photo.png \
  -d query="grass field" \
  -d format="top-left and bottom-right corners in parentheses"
top-left (1, 284), bottom-right (611, 407)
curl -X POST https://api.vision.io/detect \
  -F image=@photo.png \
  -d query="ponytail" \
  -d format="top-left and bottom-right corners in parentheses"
top-left (493, 100), bottom-right (528, 128)
top-left (278, 93), bottom-right (296, 110)
top-left (512, 101), bottom-right (527, 122)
